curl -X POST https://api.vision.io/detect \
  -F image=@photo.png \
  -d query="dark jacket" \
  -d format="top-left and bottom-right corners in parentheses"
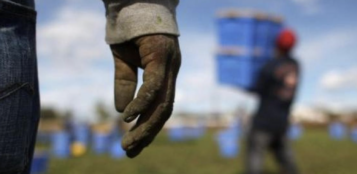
top-left (250, 56), bottom-right (300, 134)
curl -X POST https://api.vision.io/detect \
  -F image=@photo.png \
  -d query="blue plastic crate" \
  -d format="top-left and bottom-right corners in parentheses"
top-left (217, 54), bottom-right (253, 88)
top-left (254, 19), bottom-right (271, 58)
top-left (216, 54), bottom-right (268, 89)
top-left (217, 12), bottom-right (283, 59)
top-left (254, 20), bottom-right (283, 59)
top-left (268, 21), bottom-right (283, 58)
top-left (252, 59), bottom-right (268, 81)
top-left (217, 17), bottom-right (256, 54)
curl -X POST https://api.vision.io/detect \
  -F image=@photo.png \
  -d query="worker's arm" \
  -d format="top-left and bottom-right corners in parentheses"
top-left (247, 62), bottom-right (272, 96)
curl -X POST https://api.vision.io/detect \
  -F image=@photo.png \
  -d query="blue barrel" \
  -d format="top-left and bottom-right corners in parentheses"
top-left (73, 124), bottom-right (90, 146)
top-left (184, 127), bottom-right (194, 139)
top-left (216, 130), bottom-right (239, 158)
top-left (30, 152), bottom-right (49, 174)
top-left (51, 131), bottom-right (70, 158)
top-left (110, 139), bottom-right (126, 159)
top-left (288, 124), bottom-right (303, 140)
top-left (92, 132), bottom-right (110, 154)
top-left (351, 128), bottom-right (357, 143)
top-left (329, 122), bottom-right (346, 140)
top-left (168, 127), bottom-right (186, 141)
top-left (190, 124), bottom-right (206, 139)
top-left (228, 121), bottom-right (241, 138)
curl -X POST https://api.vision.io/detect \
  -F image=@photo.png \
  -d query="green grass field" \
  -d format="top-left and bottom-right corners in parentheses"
top-left (45, 128), bottom-right (357, 174)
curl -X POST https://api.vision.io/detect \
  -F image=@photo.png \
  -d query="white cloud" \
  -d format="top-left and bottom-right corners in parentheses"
top-left (38, 7), bottom-right (108, 65)
top-left (312, 94), bottom-right (357, 113)
top-left (295, 29), bottom-right (357, 63)
top-left (37, 3), bottom-right (115, 120)
top-left (320, 68), bottom-right (357, 90)
top-left (291, 0), bottom-right (321, 14)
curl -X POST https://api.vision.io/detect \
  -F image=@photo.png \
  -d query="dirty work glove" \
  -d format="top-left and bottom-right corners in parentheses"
top-left (110, 34), bottom-right (181, 158)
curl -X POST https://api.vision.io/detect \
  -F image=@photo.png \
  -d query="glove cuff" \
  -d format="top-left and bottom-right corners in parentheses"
top-left (104, 0), bottom-right (180, 44)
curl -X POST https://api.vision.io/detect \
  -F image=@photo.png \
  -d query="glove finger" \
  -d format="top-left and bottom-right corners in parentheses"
top-left (125, 143), bottom-right (145, 158)
top-left (121, 35), bottom-right (175, 122)
top-left (110, 43), bottom-right (140, 112)
top-left (122, 39), bottom-right (181, 157)
top-left (122, 100), bottom-right (173, 153)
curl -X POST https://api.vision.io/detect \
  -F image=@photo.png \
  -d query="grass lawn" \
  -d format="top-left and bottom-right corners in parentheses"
top-left (43, 128), bottom-right (357, 174)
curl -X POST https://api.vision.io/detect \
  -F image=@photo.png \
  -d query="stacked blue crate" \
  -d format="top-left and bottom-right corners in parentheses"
top-left (217, 17), bottom-right (256, 55)
top-left (255, 19), bottom-right (271, 59)
top-left (268, 18), bottom-right (284, 57)
top-left (216, 10), bottom-right (283, 89)
top-left (217, 52), bottom-right (255, 89)
top-left (255, 18), bottom-right (282, 59)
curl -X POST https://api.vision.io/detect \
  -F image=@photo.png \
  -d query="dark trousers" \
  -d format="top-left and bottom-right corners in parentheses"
top-left (0, 1), bottom-right (39, 174)
top-left (245, 129), bottom-right (299, 174)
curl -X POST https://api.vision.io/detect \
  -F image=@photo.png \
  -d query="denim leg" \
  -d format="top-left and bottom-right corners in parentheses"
top-left (1, 0), bottom-right (35, 8)
top-left (0, 1), bottom-right (39, 174)
top-left (245, 129), bottom-right (272, 174)
top-left (270, 135), bottom-right (300, 174)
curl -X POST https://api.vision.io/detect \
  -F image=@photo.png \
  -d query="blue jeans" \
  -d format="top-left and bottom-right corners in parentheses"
top-left (245, 129), bottom-right (299, 174)
top-left (0, 0), bottom-right (39, 174)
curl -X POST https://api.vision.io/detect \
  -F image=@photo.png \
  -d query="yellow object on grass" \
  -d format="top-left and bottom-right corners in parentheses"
top-left (71, 142), bottom-right (86, 157)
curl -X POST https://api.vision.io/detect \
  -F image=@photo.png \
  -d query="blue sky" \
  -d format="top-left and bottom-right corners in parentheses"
top-left (35, 0), bottom-right (357, 120)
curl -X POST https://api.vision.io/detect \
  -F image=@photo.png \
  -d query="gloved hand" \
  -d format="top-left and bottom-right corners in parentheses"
top-left (110, 34), bottom-right (181, 158)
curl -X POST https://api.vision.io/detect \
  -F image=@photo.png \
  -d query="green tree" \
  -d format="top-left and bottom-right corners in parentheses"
top-left (96, 102), bottom-right (110, 123)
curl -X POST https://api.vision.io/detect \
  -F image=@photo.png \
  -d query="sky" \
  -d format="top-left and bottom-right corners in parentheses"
top-left (35, 0), bottom-right (357, 120)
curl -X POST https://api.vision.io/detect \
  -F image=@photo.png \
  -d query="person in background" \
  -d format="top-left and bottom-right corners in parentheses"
top-left (245, 29), bottom-right (300, 174)
top-left (0, 0), bottom-right (181, 173)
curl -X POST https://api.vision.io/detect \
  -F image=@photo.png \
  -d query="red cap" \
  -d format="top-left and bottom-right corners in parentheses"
top-left (276, 28), bottom-right (297, 52)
